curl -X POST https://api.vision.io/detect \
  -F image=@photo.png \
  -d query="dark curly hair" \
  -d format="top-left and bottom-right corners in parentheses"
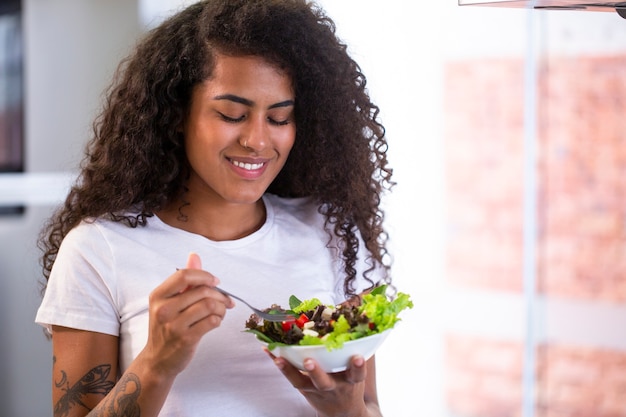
top-left (39, 0), bottom-right (394, 297)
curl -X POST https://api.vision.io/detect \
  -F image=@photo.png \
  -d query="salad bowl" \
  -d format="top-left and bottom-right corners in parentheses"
top-left (261, 328), bottom-right (391, 373)
top-left (245, 285), bottom-right (413, 373)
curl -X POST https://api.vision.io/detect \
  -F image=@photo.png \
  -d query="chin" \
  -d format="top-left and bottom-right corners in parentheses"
top-left (224, 190), bottom-right (267, 205)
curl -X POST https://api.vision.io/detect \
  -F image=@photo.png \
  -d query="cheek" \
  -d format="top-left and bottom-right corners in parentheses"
top-left (279, 127), bottom-right (297, 154)
top-left (184, 124), bottom-right (230, 156)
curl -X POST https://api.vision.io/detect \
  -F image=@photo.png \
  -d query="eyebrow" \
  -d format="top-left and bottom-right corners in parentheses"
top-left (213, 94), bottom-right (295, 109)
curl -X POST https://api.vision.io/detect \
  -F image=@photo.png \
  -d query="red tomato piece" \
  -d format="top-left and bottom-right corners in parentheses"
top-left (281, 321), bottom-right (295, 332)
top-left (295, 313), bottom-right (309, 329)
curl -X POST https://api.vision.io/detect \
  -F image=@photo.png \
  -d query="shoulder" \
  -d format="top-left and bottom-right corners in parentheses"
top-left (62, 214), bottom-right (147, 254)
top-left (62, 218), bottom-right (109, 249)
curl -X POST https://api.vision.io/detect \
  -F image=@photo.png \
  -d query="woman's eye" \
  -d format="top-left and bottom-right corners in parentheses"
top-left (219, 112), bottom-right (245, 123)
top-left (268, 118), bottom-right (291, 126)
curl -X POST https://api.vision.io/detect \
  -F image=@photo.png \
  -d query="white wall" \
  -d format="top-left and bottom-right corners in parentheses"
top-left (25, 0), bottom-right (142, 172)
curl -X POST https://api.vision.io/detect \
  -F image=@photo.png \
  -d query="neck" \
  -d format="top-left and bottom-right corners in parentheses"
top-left (157, 197), bottom-right (266, 241)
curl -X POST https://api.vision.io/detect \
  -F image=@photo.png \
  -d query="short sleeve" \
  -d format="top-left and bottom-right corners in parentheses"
top-left (35, 221), bottom-right (120, 336)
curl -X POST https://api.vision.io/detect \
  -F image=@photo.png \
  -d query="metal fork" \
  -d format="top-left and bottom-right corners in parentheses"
top-left (213, 287), bottom-right (295, 322)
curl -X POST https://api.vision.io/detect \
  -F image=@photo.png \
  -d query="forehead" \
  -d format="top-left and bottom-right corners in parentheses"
top-left (204, 53), bottom-right (294, 96)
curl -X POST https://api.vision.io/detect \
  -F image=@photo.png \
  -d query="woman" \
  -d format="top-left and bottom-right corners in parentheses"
top-left (36, 1), bottom-right (394, 416)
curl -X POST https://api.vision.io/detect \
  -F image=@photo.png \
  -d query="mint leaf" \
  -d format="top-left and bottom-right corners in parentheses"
top-left (289, 295), bottom-right (302, 310)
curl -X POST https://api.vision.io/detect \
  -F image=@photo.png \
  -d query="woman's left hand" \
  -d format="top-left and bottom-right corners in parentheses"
top-left (268, 351), bottom-right (382, 417)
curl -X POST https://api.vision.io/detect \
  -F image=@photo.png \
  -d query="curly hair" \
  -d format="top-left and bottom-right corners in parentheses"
top-left (39, 0), bottom-right (394, 297)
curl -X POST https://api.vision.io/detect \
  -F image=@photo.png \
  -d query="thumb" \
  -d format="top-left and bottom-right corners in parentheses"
top-left (186, 252), bottom-right (202, 270)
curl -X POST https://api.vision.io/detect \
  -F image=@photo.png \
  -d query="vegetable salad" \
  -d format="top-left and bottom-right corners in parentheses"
top-left (245, 285), bottom-right (413, 351)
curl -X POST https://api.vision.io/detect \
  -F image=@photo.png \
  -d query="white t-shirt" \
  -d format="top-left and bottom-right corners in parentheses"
top-left (36, 194), bottom-right (381, 416)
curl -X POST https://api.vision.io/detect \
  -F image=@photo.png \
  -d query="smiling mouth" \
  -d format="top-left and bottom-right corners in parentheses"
top-left (230, 159), bottom-right (265, 171)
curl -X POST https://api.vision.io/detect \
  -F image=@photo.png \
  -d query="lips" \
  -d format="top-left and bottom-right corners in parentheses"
top-left (227, 157), bottom-right (270, 179)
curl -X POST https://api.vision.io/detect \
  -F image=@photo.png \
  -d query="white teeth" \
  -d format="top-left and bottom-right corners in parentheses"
top-left (232, 160), bottom-right (264, 170)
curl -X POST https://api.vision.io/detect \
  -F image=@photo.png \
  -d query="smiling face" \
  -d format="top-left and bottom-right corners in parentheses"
top-left (182, 53), bottom-right (296, 208)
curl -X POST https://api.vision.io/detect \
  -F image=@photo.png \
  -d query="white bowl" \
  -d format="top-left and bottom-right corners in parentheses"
top-left (262, 330), bottom-right (391, 373)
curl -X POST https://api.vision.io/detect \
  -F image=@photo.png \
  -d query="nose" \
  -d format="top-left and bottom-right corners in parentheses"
top-left (240, 115), bottom-right (269, 151)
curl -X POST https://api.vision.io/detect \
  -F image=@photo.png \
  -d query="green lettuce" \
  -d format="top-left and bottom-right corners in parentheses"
top-left (249, 285), bottom-right (413, 352)
top-left (358, 289), bottom-right (413, 333)
top-left (292, 297), bottom-right (324, 314)
top-left (299, 285), bottom-right (413, 351)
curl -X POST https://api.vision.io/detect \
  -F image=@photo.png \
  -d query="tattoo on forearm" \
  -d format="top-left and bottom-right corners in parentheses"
top-left (96, 373), bottom-right (141, 416)
top-left (54, 364), bottom-right (115, 417)
top-left (53, 364), bottom-right (141, 417)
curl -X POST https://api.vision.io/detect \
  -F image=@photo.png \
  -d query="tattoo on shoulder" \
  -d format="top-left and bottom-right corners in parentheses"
top-left (54, 364), bottom-right (115, 417)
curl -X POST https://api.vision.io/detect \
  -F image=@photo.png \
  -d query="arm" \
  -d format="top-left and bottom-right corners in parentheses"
top-left (361, 357), bottom-right (383, 417)
top-left (51, 326), bottom-right (172, 417)
top-left (50, 253), bottom-right (234, 417)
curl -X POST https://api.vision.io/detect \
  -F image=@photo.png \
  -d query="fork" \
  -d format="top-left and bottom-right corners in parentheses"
top-left (213, 286), bottom-right (295, 322)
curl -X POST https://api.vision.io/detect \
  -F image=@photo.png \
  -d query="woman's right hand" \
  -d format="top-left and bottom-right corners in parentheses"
top-left (140, 252), bottom-right (234, 379)
top-left (49, 253), bottom-right (234, 417)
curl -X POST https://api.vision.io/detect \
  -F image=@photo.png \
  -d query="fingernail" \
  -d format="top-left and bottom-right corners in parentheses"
top-left (304, 359), bottom-right (315, 371)
top-left (354, 356), bottom-right (365, 367)
top-left (274, 359), bottom-right (284, 370)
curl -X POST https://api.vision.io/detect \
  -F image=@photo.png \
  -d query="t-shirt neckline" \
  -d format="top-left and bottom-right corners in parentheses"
top-left (150, 195), bottom-right (275, 248)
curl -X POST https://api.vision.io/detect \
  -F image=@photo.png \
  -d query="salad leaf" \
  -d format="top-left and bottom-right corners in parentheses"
top-left (245, 329), bottom-right (275, 344)
top-left (288, 295), bottom-right (302, 310)
top-left (358, 290), bottom-right (413, 333)
top-left (316, 315), bottom-right (365, 350)
top-left (292, 297), bottom-right (324, 314)
top-left (300, 334), bottom-right (325, 346)
top-left (370, 284), bottom-right (388, 296)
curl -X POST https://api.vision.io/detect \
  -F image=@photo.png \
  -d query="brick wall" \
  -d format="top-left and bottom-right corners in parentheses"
top-left (445, 58), bottom-right (525, 293)
top-left (445, 336), bottom-right (626, 417)
top-left (539, 56), bottom-right (626, 302)
top-left (444, 54), bottom-right (626, 416)
top-left (445, 335), bottom-right (524, 417)
top-left (537, 344), bottom-right (626, 417)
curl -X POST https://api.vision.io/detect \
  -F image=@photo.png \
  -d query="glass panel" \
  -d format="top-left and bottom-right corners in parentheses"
top-left (535, 9), bottom-right (626, 417)
top-left (444, 5), bottom-right (626, 417)
top-left (0, 1), bottom-right (23, 215)
top-left (0, 4), bottom-right (22, 173)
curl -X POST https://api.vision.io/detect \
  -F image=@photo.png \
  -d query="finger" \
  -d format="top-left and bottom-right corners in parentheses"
top-left (175, 285), bottom-right (234, 312)
top-left (151, 259), bottom-right (220, 300)
top-left (301, 358), bottom-right (336, 391)
top-left (186, 252), bottom-right (202, 269)
top-left (175, 296), bottom-right (228, 331)
top-left (160, 307), bottom-right (224, 345)
top-left (182, 288), bottom-right (228, 314)
top-left (151, 285), bottom-right (232, 339)
top-left (181, 254), bottom-right (234, 308)
top-left (156, 269), bottom-right (220, 299)
top-left (265, 349), bottom-right (314, 391)
top-left (345, 355), bottom-right (367, 384)
top-left (182, 253), bottom-right (234, 308)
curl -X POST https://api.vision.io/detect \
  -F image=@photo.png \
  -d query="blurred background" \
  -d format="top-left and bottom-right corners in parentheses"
top-left (1, 0), bottom-right (625, 415)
